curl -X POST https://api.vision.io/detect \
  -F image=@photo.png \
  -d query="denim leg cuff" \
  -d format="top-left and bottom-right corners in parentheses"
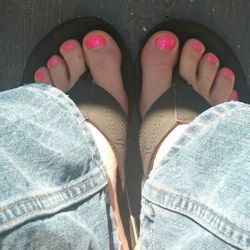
top-left (0, 84), bottom-right (108, 234)
top-left (141, 102), bottom-right (250, 249)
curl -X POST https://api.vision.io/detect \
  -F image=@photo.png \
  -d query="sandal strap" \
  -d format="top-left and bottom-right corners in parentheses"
top-left (73, 73), bottom-right (128, 193)
top-left (139, 72), bottom-right (210, 179)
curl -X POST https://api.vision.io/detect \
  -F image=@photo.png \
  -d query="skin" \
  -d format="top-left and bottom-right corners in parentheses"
top-left (35, 30), bottom-right (236, 249)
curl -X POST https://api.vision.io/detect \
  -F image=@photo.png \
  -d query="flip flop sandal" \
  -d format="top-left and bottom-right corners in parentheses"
top-left (21, 17), bottom-right (137, 248)
top-left (138, 19), bottom-right (250, 180)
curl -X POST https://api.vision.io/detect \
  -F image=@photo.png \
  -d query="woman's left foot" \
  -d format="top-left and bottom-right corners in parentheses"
top-left (140, 31), bottom-right (238, 169)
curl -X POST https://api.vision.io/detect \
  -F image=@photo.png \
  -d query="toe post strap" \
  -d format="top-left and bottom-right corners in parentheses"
top-left (173, 72), bottom-right (210, 122)
top-left (70, 73), bottom-right (128, 194)
top-left (140, 72), bottom-right (210, 179)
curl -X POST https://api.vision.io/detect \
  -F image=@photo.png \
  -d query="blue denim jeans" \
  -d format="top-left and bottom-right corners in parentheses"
top-left (0, 84), bottom-right (249, 249)
top-left (140, 101), bottom-right (250, 250)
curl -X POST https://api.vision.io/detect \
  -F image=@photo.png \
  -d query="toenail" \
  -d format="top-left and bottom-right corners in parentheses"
top-left (207, 54), bottom-right (218, 64)
top-left (230, 90), bottom-right (238, 101)
top-left (85, 35), bottom-right (106, 49)
top-left (223, 68), bottom-right (234, 80)
top-left (62, 41), bottom-right (75, 52)
top-left (192, 41), bottom-right (203, 52)
top-left (48, 56), bottom-right (59, 67)
top-left (155, 35), bottom-right (176, 52)
top-left (35, 71), bottom-right (44, 81)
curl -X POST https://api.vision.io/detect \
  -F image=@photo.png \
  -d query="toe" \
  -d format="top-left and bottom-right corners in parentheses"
top-left (47, 55), bottom-right (70, 92)
top-left (35, 67), bottom-right (53, 84)
top-left (196, 52), bottom-right (220, 100)
top-left (179, 39), bottom-right (205, 84)
top-left (83, 30), bottom-right (122, 73)
top-left (141, 31), bottom-right (179, 83)
top-left (140, 31), bottom-right (179, 118)
top-left (141, 30), bottom-right (179, 66)
top-left (82, 30), bottom-right (128, 114)
top-left (229, 89), bottom-right (239, 101)
top-left (209, 68), bottom-right (235, 105)
top-left (60, 39), bottom-right (86, 85)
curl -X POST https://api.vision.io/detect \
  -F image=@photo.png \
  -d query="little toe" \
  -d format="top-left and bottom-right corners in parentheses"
top-left (179, 39), bottom-right (205, 84)
top-left (229, 89), bottom-right (239, 101)
top-left (60, 39), bottom-right (86, 86)
top-left (47, 55), bottom-right (70, 92)
top-left (196, 52), bottom-right (220, 100)
top-left (35, 67), bottom-right (53, 84)
top-left (209, 68), bottom-right (235, 105)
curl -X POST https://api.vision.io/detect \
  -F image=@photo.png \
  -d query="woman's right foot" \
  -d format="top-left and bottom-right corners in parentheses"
top-left (34, 31), bottom-right (129, 250)
top-left (140, 31), bottom-right (238, 167)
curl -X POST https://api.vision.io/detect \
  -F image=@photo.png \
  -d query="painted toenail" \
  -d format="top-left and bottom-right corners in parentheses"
top-left (62, 42), bottom-right (75, 52)
top-left (223, 68), bottom-right (234, 80)
top-left (207, 54), bottom-right (218, 64)
top-left (230, 90), bottom-right (238, 101)
top-left (85, 35), bottom-right (106, 49)
top-left (155, 36), bottom-right (176, 52)
top-left (48, 56), bottom-right (59, 67)
top-left (35, 71), bottom-right (44, 81)
top-left (192, 41), bottom-right (203, 52)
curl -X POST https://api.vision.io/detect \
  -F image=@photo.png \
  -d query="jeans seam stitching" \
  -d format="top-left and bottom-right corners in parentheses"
top-left (0, 171), bottom-right (108, 234)
top-left (0, 170), bottom-right (105, 213)
top-left (143, 187), bottom-right (249, 247)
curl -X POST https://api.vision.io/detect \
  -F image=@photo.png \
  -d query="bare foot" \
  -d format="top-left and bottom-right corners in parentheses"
top-left (140, 31), bottom-right (237, 168)
top-left (34, 31), bottom-right (129, 249)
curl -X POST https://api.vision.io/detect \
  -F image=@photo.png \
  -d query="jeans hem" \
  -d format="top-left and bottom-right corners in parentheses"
top-left (143, 102), bottom-right (250, 249)
top-left (0, 167), bottom-right (108, 234)
top-left (0, 84), bottom-right (110, 235)
top-left (143, 186), bottom-right (250, 249)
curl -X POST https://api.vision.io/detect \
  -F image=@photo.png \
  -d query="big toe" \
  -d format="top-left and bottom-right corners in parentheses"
top-left (82, 31), bottom-right (128, 114)
top-left (140, 31), bottom-right (179, 118)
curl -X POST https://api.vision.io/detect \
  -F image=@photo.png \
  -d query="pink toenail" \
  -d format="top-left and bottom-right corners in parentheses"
top-left (62, 42), bottom-right (75, 52)
top-left (207, 54), bottom-right (218, 64)
top-left (192, 41), bottom-right (203, 52)
top-left (35, 71), bottom-right (44, 81)
top-left (155, 36), bottom-right (176, 52)
top-left (223, 69), bottom-right (234, 80)
top-left (85, 35), bottom-right (106, 49)
top-left (48, 56), bottom-right (59, 67)
top-left (230, 90), bottom-right (238, 101)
